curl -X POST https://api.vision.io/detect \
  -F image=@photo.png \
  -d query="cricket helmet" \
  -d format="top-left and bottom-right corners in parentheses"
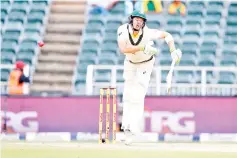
top-left (129, 10), bottom-right (147, 23)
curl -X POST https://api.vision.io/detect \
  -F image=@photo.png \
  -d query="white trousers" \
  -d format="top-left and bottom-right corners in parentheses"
top-left (121, 57), bottom-right (155, 133)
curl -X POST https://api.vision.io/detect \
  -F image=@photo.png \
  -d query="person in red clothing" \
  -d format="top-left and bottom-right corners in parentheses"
top-left (8, 61), bottom-right (30, 95)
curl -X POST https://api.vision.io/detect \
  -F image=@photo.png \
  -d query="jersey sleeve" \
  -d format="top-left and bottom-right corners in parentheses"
top-left (117, 25), bottom-right (127, 41)
top-left (148, 28), bottom-right (164, 40)
top-left (19, 74), bottom-right (30, 83)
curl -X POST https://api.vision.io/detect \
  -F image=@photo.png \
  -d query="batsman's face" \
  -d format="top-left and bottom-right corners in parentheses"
top-left (132, 17), bottom-right (144, 30)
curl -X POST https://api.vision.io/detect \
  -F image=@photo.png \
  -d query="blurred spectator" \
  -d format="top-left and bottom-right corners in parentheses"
top-left (135, 0), bottom-right (163, 14)
top-left (8, 61), bottom-right (30, 95)
top-left (88, 0), bottom-right (117, 15)
top-left (168, 0), bottom-right (186, 16)
top-left (125, 0), bottom-right (135, 15)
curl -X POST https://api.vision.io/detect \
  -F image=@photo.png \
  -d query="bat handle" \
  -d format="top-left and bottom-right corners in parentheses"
top-left (171, 59), bottom-right (176, 68)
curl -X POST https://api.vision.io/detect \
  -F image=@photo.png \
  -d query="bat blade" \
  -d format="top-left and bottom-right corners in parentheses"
top-left (166, 60), bottom-right (176, 95)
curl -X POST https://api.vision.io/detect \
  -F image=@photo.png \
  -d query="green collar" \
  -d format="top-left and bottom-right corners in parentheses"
top-left (127, 24), bottom-right (144, 46)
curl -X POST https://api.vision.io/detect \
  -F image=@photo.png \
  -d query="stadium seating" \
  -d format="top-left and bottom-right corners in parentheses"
top-left (1, 0), bottom-right (236, 95)
top-left (72, 0), bottom-right (237, 95)
top-left (1, 0), bottom-right (49, 83)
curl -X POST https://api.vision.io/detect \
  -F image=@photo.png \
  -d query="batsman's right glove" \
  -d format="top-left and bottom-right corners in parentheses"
top-left (171, 49), bottom-right (182, 64)
top-left (140, 43), bottom-right (159, 56)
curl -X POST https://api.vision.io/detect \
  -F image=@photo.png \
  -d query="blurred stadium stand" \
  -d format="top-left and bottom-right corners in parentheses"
top-left (1, 0), bottom-right (49, 65)
top-left (1, 0), bottom-right (237, 96)
top-left (30, 0), bottom-right (85, 93)
top-left (1, 0), bottom-right (49, 93)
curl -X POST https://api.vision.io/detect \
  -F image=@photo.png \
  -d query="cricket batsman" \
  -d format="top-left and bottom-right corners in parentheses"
top-left (117, 10), bottom-right (182, 145)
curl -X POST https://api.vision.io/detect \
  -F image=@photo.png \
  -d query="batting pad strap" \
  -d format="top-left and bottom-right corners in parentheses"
top-left (165, 33), bottom-right (174, 44)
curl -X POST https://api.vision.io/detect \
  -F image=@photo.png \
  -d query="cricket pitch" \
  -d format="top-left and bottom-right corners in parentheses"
top-left (2, 141), bottom-right (237, 158)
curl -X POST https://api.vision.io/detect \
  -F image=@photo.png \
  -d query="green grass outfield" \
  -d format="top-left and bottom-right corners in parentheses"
top-left (2, 141), bottom-right (237, 158)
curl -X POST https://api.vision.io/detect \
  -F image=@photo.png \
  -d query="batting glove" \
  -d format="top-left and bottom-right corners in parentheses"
top-left (171, 49), bottom-right (182, 64)
top-left (140, 43), bottom-right (159, 56)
